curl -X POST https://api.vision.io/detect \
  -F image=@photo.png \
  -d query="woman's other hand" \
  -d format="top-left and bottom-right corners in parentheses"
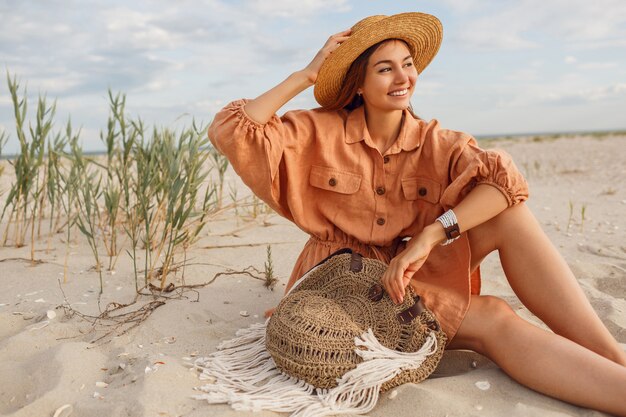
top-left (302, 29), bottom-right (351, 84)
top-left (381, 223), bottom-right (445, 304)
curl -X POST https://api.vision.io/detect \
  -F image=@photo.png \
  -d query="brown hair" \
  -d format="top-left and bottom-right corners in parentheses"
top-left (328, 38), bottom-right (418, 116)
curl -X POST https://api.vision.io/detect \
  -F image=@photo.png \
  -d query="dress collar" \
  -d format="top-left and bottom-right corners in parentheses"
top-left (344, 106), bottom-right (422, 153)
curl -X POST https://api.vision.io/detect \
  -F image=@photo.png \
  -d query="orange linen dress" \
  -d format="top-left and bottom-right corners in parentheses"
top-left (208, 99), bottom-right (529, 342)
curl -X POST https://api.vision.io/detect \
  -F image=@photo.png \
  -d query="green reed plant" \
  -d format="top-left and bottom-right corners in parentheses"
top-left (209, 148), bottom-right (229, 207)
top-left (0, 129), bottom-right (7, 178)
top-left (122, 121), bottom-right (151, 291)
top-left (57, 122), bottom-right (83, 282)
top-left (123, 124), bottom-right (153, 289)
top-left (72, 140), bottom-right (105, 293)
top-left (567, 200), bottom-right (574, 233)
top-left (580, 204), bottom-right (587, 233)
top-left (1, 74), bottom-right (53, 253)
top-left (45, 134), bottom-right (67, 244)
top-left (99, 91), bottom-right (137, 271)
top-left (264, 244), bottom-right (277, 290)
top-left (151, 123), bottom-right (212, 288)
top-left (76, 166), bottom-right (103, 294)
top-left (26, 91), bottom-right (55, 259)
top-left (2, 74), bottom-right (225, 293)
top-left (228, 181), bottom-right (239, 218)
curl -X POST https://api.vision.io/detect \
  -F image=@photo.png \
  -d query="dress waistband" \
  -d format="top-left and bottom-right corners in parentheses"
top-left (308, 235), bottom-right (404, 262)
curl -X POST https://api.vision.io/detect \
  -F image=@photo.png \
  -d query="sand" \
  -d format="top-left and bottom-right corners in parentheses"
top-left (0, 134), bottom-right (624, 417)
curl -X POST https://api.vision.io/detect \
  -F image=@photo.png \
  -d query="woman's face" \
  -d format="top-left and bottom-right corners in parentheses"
top-left (358, 40), bottom-right (418, 114)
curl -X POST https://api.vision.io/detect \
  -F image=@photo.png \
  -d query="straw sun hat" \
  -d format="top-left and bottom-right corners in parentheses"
top-left (314, 12), bottom-right (443, 109)
top-left (195, 249), bottom-right (446, 416)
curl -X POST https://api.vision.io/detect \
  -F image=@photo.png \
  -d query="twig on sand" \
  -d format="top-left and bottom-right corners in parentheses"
top-left (201, 240), bottom-right (295, 250)
top-left (55, 265), bottom-right (270, 344)
top-left (0, 257), bottom-right (47, 265)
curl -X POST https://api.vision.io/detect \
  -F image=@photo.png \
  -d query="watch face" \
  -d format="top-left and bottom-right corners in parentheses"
top-left (445, 224), bottom-right (461, 239)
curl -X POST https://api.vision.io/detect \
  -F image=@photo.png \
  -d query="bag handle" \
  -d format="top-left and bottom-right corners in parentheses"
top-left (349, 252), bottom-right (363, 272)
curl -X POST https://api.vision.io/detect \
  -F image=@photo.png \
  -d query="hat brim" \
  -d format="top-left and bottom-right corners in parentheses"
top-left (314, 12), bottom-right (443, 109)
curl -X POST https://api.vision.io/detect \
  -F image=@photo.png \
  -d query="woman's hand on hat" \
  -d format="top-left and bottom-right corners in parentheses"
top-left (302, 29), bottom-right (351, 84)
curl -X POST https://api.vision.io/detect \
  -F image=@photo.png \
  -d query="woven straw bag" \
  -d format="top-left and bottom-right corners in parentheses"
top-left (266, 249), bottom-right (447, 392)
top-left (194, 248), bottom-right (446, 417)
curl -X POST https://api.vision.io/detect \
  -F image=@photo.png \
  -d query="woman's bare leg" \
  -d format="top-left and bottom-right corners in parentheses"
top-left (467, 202), bottom-right (626, 365)
top-left (448, 295), bottom-right (626, 416)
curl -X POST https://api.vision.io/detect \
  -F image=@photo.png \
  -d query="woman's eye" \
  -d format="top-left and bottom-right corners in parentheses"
top-left (378, 67), bottom-right (391, 73)
top-left (404, 62), bottom-right (413, 67)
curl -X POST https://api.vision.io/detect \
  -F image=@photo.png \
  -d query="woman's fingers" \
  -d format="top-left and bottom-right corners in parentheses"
top-left (324, 29), bottom-right (351, 50)
top-left (324, 35), bottom-right (350, 53)
top-left (329, 29), bottom-right (352, 40)
top-left (383, 249), bottom-right (429, 304)
top-left (383, 260), bottom-right (408, 304)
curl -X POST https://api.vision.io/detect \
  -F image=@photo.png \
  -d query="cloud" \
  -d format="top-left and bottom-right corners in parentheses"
top-left (577, 62), bottom-right (618, 70)
top-left (247, 0), bottom-right (351, 19)
top-left (540, 83), bottom-right (626, 105)
top-left (497, 76), bottom-right (626, 108)
top-left (441, 0), bottom-right (626, 50)
top-left (504, 68), bottom-right (539, 82)
top-left (563, 56), bottom-right (617, 70)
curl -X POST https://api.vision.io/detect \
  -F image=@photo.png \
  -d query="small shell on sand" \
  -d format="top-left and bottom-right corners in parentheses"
top-left (475, 380), bottom-right (491, 391)
top-left (47, 310), bottom-right (57, 319)
top-left (53, 404), bottom-right (74, 417)
top-left (239, 311), bottom-right (249, 317)
top-left (388, 390), bottom-right (398, 400)
top-left (95, 381), bottom-right (108, 388)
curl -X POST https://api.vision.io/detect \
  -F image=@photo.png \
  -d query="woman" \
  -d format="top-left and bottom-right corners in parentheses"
top-left (208, 12), bottom-right (626, 415)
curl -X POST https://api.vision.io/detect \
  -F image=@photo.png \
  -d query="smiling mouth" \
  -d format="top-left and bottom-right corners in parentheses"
top-left (388, 88), bottom-right (409, 97)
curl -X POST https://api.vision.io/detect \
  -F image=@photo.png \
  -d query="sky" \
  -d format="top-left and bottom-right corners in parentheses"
top-left (1, 0), bottom-right (626, 154)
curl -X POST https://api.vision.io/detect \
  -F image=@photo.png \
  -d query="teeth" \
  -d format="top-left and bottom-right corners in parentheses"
top-left (389, 89), bottom-right (408, 96)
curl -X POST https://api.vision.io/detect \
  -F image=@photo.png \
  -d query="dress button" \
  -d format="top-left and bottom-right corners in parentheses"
top-left (383, 156), bottom-right (390, 164)
top-left (376, 218), bottom-right (386, 226)
top-left (376, 187), bottom-right (385, 195)
top-left (418, 187), bottom-right (427, 196)
top-left (329, 178), bottom-right (337, 187)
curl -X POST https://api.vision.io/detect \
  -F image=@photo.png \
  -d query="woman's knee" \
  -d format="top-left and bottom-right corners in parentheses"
top-left (467, 202), bottom-right (534, 268)
top-left (450, 295), bottom-right (518, 353)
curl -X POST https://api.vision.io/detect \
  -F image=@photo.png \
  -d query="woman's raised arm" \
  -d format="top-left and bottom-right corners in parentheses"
top-left (244, 29), bottom-right (351, 124)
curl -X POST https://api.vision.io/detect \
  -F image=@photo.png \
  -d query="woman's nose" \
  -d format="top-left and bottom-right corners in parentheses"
top-left (394, 68), bottom-right (409, 84)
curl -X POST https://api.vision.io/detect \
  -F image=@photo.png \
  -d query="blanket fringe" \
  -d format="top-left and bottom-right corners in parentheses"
top-left (193, 322), bottom-right (438, 417)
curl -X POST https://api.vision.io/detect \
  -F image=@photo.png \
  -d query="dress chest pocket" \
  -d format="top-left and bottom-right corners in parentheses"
top-left (401, 177), bottom-right (441, 204)
top-left (309, 165), bottom-right (362, 195)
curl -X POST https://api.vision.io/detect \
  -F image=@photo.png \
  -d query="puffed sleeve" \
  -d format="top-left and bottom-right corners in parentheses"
top-left (439, 134), bottom-right (529, 210)
top-left (208, 99), bottom-right (314, 221)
